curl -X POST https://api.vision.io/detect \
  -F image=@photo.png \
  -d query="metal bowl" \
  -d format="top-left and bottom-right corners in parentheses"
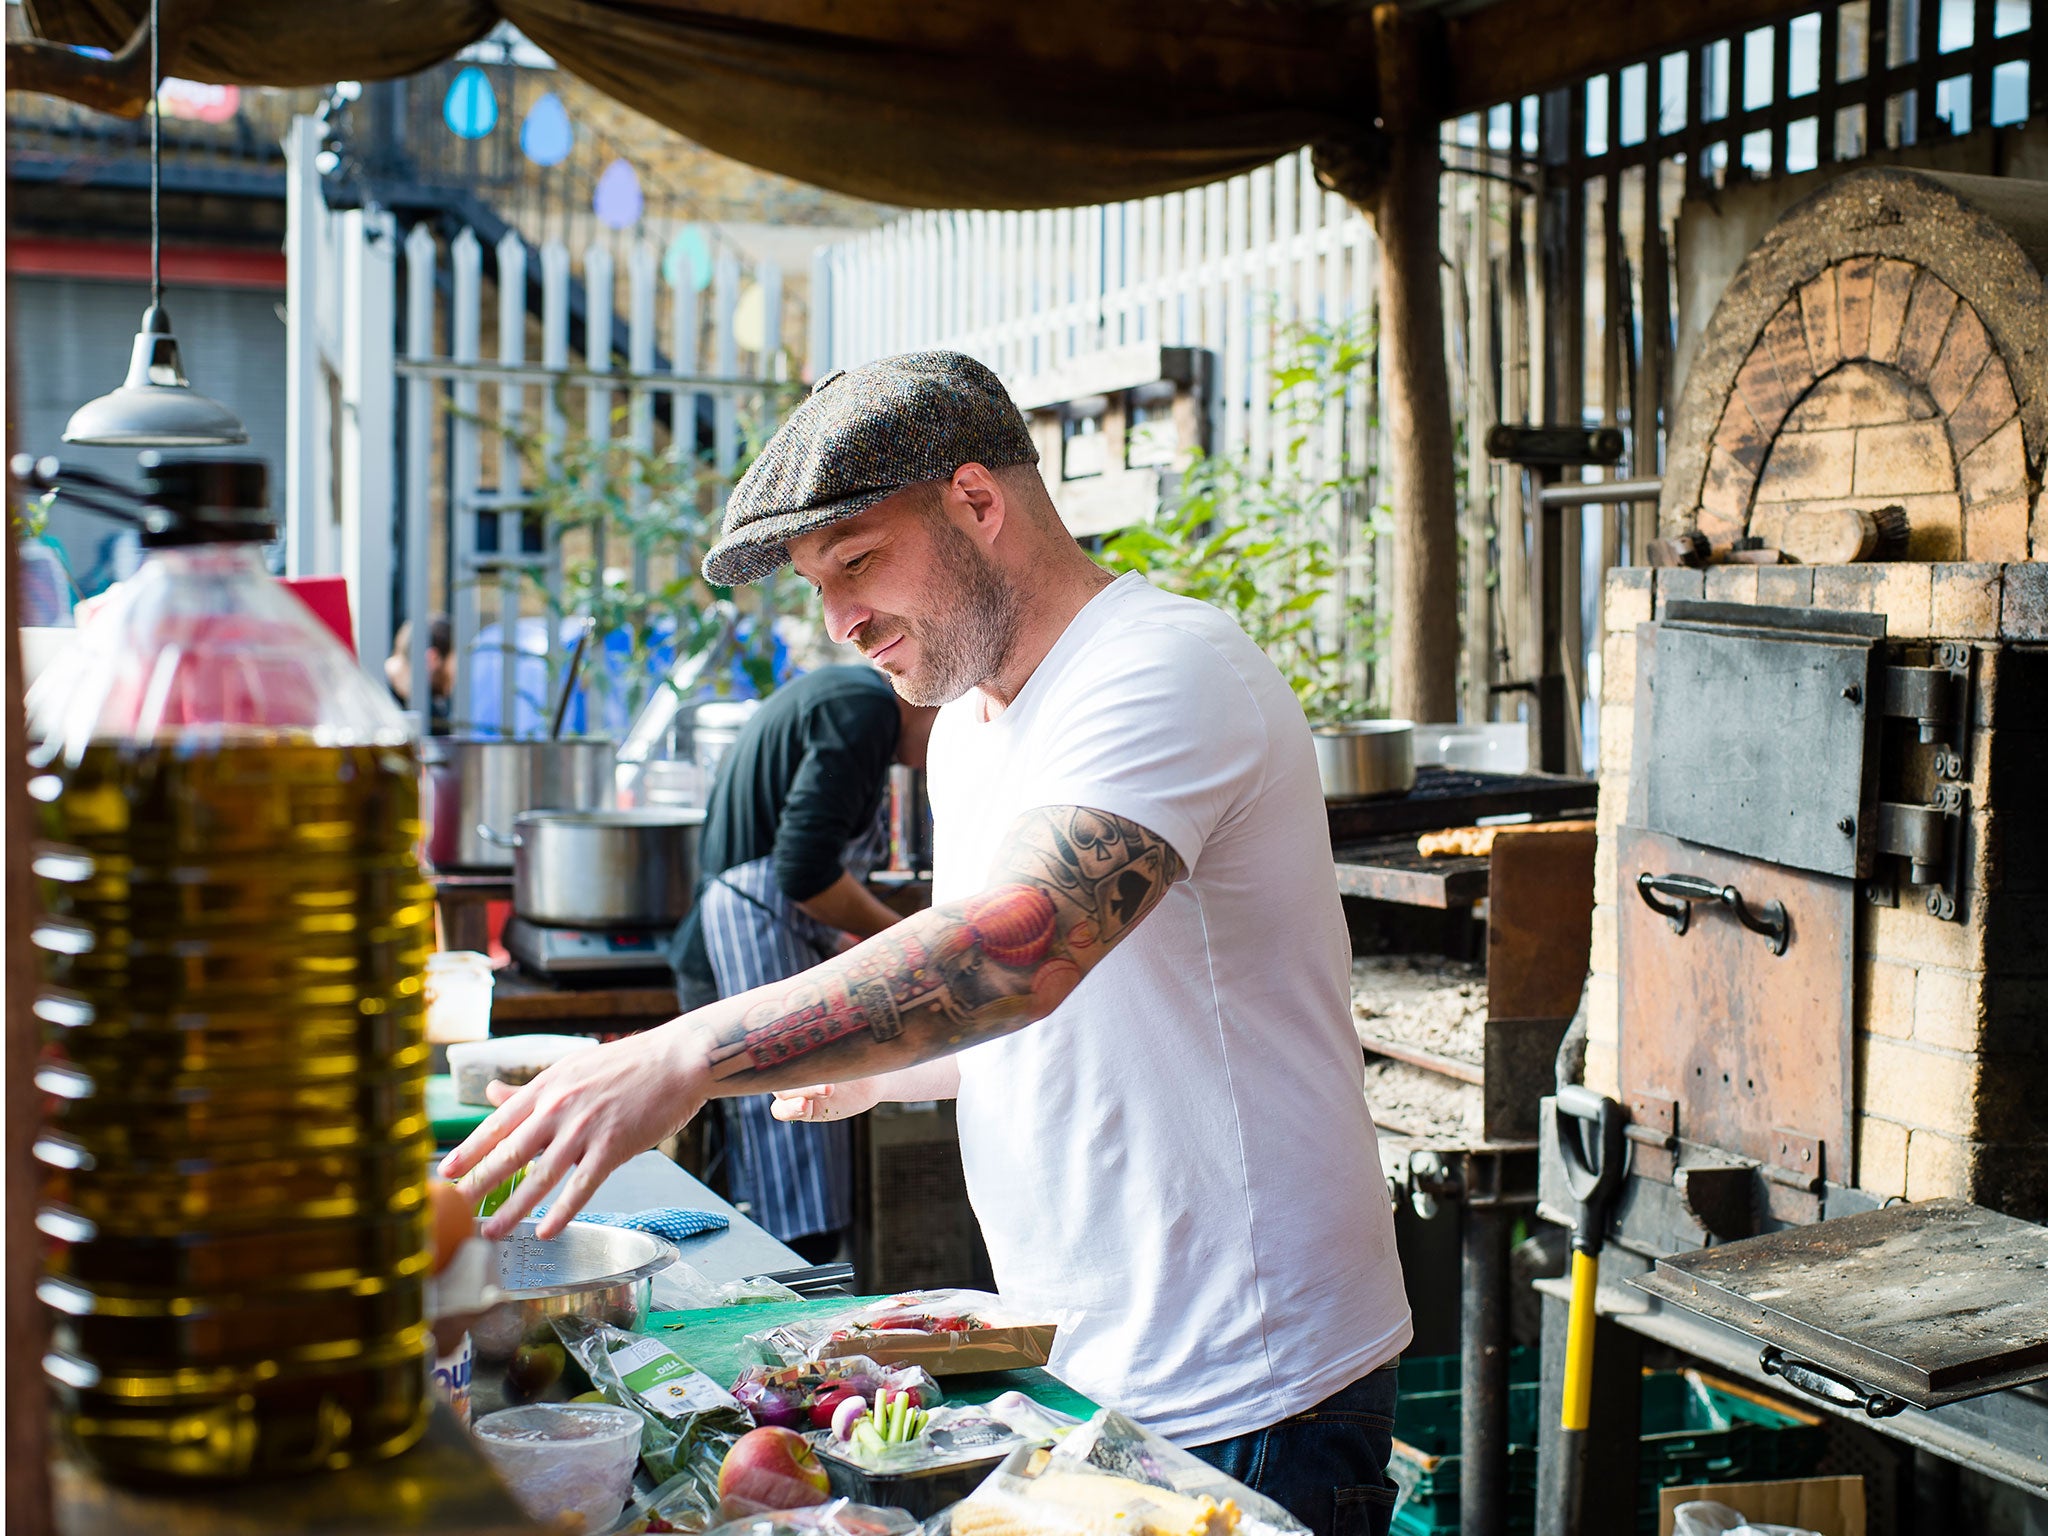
top-left (467, 1220), bottom-right (678, 1415)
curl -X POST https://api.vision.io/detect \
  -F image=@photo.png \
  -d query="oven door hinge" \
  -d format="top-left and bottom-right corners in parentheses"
top-left (1869, 644), bottom-right (1973, 921)
top-left (1874, 786), bottom-right (1967, 920)
top-left (1881, 643), bottom-right (1973, 773)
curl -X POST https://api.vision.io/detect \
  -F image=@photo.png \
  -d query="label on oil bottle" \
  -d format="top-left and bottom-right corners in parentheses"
top-left (610, 1335), bottom-right (739, 1416)
top-left (431, 1332), bottom-right (474, 1427)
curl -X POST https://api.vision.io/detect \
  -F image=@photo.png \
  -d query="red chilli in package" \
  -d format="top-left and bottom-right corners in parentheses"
top-left (744, 1291), bottom-right (1058, 1376)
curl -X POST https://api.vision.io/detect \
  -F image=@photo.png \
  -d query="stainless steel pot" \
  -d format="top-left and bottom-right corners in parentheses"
top-left (1311, 720), bottom-right (1417, 800)
top-left (482, 808), bottom-right (705, 928)
top-left (420, 737), bottom-right (617, 869)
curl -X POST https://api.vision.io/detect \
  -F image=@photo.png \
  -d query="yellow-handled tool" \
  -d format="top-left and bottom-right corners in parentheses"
top-left (1552, 1085), bottom-right (1628, 1533)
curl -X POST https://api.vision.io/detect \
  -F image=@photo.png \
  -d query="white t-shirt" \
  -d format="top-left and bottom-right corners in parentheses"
top-left (926, 572), bottom-right (1411, 1445)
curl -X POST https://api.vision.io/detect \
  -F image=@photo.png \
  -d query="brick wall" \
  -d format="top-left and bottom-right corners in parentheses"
top-left (1696, 256), bottom-right (2036, 562)
top-left (1590, 562), bottom-right (2048, 1218)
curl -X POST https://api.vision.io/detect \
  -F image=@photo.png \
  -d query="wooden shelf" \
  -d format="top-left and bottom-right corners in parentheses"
top-left (1325, 765), bottom-right (1597, 844)
top-left (489, 968), bottom-right (678, 1032)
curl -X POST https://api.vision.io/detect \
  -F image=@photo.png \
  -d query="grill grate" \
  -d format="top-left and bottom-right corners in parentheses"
top-left (1326, 766), bottom-right (1597, 844)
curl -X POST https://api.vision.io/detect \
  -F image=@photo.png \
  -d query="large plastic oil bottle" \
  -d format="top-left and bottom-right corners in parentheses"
top-left (26, 455), bottom-right (435, 1480)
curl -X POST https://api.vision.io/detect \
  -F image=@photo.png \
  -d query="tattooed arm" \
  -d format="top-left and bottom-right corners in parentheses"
top-left (443, 804), bottom-right (1185, 1236)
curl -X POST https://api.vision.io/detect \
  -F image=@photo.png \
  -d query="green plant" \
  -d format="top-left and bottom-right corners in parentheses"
top-left (484, 396), bottom-right (810, 728)
top-left (1103, 315), bottom-right (1381, 723)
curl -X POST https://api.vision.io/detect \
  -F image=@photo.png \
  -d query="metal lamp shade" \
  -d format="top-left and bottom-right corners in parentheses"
top-left (63, 304), bottom-right (247, 448)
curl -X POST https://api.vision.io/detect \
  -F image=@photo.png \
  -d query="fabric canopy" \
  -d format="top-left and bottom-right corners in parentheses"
top-left (18, 0), bottom-right (1383, 208)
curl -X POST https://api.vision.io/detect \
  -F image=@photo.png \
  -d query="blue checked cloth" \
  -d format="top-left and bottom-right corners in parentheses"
top-left (533, 1206), bottom-right (730, 1242)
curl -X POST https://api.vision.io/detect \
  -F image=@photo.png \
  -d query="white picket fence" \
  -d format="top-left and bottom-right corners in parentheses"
top-left (283, 115), bottom-right (791, 735)
top-left (817, 151), bottom-right (1381, 476)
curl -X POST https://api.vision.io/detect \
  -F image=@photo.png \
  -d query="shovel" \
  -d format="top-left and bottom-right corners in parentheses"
top-left (1551, 1085), bottom-right (1628, 1534)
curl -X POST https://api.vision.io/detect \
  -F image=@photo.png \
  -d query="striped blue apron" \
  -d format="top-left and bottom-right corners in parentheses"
top-left (697, 811), bottom-right (888, 1241)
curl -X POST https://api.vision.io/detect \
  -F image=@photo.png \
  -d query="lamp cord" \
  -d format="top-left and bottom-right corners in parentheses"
top-left (149, 0), bottom-right (160, 307)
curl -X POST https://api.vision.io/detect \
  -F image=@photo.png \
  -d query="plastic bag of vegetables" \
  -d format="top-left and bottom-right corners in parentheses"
top-left (731, 1356), bottom-right (943, 1432)
top-left (808, 1395), bottom-right (1067, 1520)
top-left (553, 1316), bottom-right (753, 1488)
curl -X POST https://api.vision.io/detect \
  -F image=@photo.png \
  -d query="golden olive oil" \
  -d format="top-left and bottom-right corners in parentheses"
top-left (33, 738), bottom-right (435, 1480)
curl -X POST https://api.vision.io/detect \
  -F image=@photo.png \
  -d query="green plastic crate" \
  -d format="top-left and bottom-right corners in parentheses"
top-left (1389, 1351), bottom-right (1540, 1536)
top-left (1386, 1355), bottom-right (1823, 1536)
top-left (1634, 1370), bottom-right (1826, 1533)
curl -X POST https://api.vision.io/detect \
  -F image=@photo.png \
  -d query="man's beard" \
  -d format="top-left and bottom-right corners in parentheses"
top-left (858, 515), bottom-right (1021, 707)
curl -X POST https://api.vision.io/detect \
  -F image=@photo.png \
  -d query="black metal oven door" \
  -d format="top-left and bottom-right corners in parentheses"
top-left (1635, 1198), bottom-right (2048, 1411)
top-left (1644, 601), bottom-right (1883, 878)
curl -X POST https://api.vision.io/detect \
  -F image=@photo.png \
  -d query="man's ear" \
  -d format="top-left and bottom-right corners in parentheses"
top-left (951, 463), bottom-right (1007, 549)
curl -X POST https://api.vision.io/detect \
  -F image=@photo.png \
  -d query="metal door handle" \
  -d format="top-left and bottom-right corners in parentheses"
top-left (1636, 871), bottom-right (1790, 955)
top-left (1760, 1347), bottom-right (1907, 1419)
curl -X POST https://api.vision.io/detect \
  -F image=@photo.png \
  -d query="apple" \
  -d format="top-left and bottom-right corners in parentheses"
top-left (717, 1426), bottom-right (832, 1513)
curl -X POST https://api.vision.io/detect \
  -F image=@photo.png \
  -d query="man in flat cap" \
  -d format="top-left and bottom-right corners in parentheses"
top-left (446, 351), bottom-right (1410, 1536)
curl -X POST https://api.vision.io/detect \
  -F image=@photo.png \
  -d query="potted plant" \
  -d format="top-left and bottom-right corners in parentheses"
top-left (1103, 317), bottom-right (1403, 796)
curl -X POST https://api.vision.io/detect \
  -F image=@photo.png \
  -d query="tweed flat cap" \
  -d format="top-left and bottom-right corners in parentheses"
top-left (703, 350), bottom-right (1039, 585)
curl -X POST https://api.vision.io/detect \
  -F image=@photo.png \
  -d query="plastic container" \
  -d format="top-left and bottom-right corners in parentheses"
top-left (474, 1403), bottom-right (643, 1529)
top-left (27, 455), bottom-right (434, 1481)
top-left (1633, 1371), bottom-right (1824, 1532)
top-left (449, 1033), bottom-right (597, 1107)
top-left (815, 1430), bottom-right (1021, 1519)
top-left (425, 951), bottom-right (496, 1044)
top-left (1388, 1349), bottom-right (1540, 1536)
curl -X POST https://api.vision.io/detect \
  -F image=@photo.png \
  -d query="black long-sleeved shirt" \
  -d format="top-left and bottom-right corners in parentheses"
top-left (670, 666), bottom-right (899, 991)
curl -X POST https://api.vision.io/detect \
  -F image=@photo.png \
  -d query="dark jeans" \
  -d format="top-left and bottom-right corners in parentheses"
top-left (1189, 1363), bottom-right (1401, 1536)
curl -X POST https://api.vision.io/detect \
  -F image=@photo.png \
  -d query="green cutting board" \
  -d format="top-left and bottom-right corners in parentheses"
top-left (429, 1074), bottom-right (492, 1147)
top-left (644, 1296), bottom-right (1098, 1420)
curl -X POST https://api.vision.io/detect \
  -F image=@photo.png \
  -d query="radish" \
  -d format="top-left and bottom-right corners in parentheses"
top-left (830, 1394), bottom-right (869, 1441)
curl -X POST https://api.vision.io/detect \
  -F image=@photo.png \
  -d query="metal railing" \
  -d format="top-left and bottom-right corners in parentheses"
top-left (6, 79), bottom-right (319, 196)
top-left (333, 55), bottom-right (745, 267)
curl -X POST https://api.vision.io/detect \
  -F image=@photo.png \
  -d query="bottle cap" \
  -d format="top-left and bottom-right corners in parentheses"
top-left (136, 453), bottom-right (275, 546)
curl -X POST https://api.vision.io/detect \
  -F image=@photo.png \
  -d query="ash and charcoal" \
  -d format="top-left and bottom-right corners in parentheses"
top-left (1362, 1060), bottom-right (1484, 1142)
top-left (1350, 953), bottom-right (1487, 1067)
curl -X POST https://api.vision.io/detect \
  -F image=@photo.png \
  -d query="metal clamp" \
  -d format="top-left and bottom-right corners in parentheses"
top-left (1635, 872), bottom-right (1790, 955)
top-left (1760, 1347), bottom-right (1907, 1419)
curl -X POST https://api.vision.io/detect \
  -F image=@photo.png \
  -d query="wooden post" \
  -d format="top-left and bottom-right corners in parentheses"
top-left (1463, 171), bottom-right (1498, 724)
top-left (1371, 3), bottom-right (1461, 725)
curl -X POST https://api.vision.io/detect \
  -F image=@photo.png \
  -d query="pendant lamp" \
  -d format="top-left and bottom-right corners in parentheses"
top-left (64, 0), bottom-right (247, 447)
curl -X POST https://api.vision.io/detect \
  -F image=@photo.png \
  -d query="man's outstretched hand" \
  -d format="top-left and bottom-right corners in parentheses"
top-left (438, 1024), bottom-right (708, 1240)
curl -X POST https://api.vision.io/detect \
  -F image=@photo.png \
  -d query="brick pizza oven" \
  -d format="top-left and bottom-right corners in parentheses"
top-left (1583, 166), bottom-right (2048, 1229)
